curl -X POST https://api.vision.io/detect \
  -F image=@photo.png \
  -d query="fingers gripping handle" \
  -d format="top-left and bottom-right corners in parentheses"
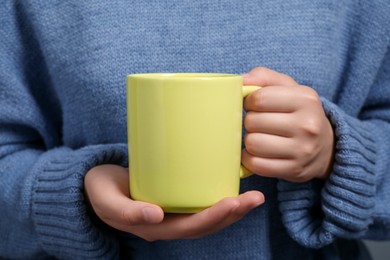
top-left (240, 85), bottom-right (261, 178)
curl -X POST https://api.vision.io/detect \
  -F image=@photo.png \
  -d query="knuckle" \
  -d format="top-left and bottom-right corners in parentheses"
top-left (301, 86), bottom-right (321, 104)
top-left (297, 87), bottom-right (323, 136)
top-left (300, 143), bottom-right (316, 157)
top-left (283, 74), bottom-right (297, 86)
top-left (120, 208), bottom-right (134, 225)
top-left (251, 66), bottom-right (268, 75)
top-left (301, 118), bottom-right (322, 136)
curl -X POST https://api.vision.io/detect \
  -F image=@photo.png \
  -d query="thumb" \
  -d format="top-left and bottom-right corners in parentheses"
top-left (84, 164), bottom-right (165, 226)
top-left (115, 198), bottom-right (165, 226)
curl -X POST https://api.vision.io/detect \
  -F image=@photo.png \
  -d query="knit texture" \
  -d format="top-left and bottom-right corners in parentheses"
top-left (32, 145), bottom-right (128, 259)
top-left (1, 0), bottom-right (390, 259)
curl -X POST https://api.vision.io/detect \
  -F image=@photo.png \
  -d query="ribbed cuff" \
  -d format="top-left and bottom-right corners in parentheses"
top-left (277, 98), bottom-right (376, 248)
top-left (31, 144), bottom-right (128, 259)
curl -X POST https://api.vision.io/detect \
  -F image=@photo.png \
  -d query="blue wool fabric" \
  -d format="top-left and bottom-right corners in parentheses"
top-left (1, 1), bottom-right (390, 259)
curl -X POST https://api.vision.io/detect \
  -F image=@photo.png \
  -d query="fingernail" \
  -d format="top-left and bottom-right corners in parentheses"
top-left (142, 207), bottom-right (158, 223)
top-left (255, 193), bottom-right (265, 205)
top-left (230, 200), bottom-right (241, 212)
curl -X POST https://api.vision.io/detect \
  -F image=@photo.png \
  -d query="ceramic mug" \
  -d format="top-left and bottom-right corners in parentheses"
top-left (126, 73), bottom-right (260, 213)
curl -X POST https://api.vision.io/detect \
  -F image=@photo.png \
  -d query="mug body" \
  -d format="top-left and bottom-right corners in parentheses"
top-left (127, 73), bottom-right (243, 212)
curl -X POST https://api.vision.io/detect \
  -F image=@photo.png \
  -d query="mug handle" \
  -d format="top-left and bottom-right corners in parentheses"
top-left (239, 85), bottom-right (262, 178)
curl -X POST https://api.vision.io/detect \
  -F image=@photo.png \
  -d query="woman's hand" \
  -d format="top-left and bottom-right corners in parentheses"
top-left (84, 164), bottom-right (264, 241)
top-left (242, 67), bottom-right (334, 182)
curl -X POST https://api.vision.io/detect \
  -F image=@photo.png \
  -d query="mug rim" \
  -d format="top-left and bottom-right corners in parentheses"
top-left (127, 73), bottom-right (241, 80)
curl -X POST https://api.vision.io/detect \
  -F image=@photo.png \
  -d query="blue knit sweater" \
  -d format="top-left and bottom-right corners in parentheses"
top-left (1, 1), bottom-right (390, 259)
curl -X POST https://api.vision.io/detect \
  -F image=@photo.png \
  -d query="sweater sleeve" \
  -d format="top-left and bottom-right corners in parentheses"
top-left (0, 2), bottom-right (126, 259)
top-left (1, 142), bottom-right (128, 259)
top-left (31, 145), bottom-right (128, 259)
top-left (277, 51), bottom-right (390, 248)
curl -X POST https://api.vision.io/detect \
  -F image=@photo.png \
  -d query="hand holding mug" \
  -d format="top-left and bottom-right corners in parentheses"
top-left (242, 67), bottom-right (335, 182)
top-left (84, 164), bottom-right (264, 241)
top-left (84, 72), bottom-right (265, 241)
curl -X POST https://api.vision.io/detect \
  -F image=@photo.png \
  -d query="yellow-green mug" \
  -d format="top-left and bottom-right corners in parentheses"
top-left (126, 73), bottom-right (260, 213)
